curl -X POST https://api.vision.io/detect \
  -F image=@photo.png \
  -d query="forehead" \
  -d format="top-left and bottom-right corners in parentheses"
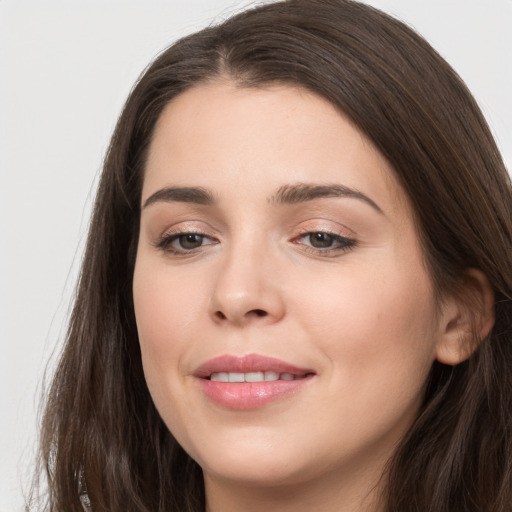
top-left (143, 82), bottom-right (409, 218)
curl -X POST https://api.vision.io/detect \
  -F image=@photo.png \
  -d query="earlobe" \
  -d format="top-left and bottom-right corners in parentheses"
top-left (435, 269), bottom-right (495, 366)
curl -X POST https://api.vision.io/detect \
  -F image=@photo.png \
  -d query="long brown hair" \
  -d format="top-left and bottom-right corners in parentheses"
top-left (33, 1), bottom-right (512, 511)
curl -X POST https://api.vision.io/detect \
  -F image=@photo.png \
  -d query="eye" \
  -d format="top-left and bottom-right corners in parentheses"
top-left (306, 232), bottom-right (338, 248)
top-left (177, 233), bottom-right (207, 250)
top-left (156, 231), bottom-right (217, 255)
top-left (295, 231), bottom-right (356, 254)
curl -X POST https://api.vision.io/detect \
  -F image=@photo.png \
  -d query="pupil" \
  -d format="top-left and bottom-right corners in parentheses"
top-left (180, 234), bottom-right (203, 249)
top-left (310, 233), bottom-right (333, 248)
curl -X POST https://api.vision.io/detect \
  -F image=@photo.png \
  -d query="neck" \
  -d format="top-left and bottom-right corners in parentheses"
top-left (204, 464), bottom-right (387, 512)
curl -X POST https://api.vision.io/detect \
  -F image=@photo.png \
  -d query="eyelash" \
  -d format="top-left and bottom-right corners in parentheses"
top-left (155, 230), bottom-right (218, 255)
top-left (292, 229), bottom-right (357, 256)
top-left (154, 229), bottom-right (357, 257)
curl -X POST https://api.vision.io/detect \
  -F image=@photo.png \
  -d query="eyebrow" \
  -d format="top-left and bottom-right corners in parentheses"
top-left (270, 183), bottom-right (384, 214)
top-left (142, 182), bottom-right (383, 214)
top-left (143, 186), bottom-right (214, 208)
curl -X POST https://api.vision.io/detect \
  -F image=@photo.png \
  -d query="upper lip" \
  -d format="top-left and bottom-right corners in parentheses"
top-left (194, 353), bottom-right (314, 379)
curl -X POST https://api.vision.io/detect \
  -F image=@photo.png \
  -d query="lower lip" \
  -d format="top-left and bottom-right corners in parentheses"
top-left (198, 377), bottom-right (313, 410)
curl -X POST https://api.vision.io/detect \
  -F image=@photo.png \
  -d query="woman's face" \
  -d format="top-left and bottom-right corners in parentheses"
top-left (133, 83), bottom-right (446, 492)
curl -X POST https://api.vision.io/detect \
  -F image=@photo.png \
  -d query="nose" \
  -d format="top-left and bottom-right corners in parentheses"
top-left (209, 242), bottom-right (286, 326)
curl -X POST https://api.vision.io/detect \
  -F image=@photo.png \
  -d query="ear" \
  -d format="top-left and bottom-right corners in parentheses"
top-left (435, 268), bottom-right (495, 365)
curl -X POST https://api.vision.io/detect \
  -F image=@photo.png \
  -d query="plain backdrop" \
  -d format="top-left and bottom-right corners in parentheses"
top-left (1, 1), bottom-right (511, 510)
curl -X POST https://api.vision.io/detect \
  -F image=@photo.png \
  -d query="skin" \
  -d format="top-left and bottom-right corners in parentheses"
top-left (133, 82), bottom-right (466, 512)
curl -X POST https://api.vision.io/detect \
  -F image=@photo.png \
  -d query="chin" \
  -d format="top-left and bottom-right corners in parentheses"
top-left (185, 430), bottom-right (317, 487)
top-left (200, 455), bottom-right (314, 488)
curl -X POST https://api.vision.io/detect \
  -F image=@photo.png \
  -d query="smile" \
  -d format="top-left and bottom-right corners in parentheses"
top-left (195, 354), bottom-right (315, 409)
top-left (209, 371), bottom-right (306, 382)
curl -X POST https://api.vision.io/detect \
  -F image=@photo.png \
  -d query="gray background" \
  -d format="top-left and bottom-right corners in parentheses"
top-left (1, 1), bottom-right (511, 510)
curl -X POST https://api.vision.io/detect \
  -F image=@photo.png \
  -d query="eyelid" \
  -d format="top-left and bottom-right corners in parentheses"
top-left (291, 222), bottom-right (357, 256)
top-left (153, 223), bottom-right (219, 255)
top-left (151, 219), bottom-right (357, 258)
top-left (293, 219), bottom-right (356, 240)
top-left (154, 220), bottom-right (218, 240)
top-left (293, 230), bottom-right (356, 249)
top-left (295, 222), bottom-right (353, 237)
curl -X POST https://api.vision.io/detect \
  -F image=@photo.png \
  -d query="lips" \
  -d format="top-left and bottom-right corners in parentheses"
top-left (194, 354), bottom-right (315, 410)
top-left (210, 370), bottom-right (302, 382)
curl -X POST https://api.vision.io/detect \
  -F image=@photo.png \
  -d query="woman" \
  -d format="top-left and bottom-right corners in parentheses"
top-left (34, 0), bottom-right (512, 511)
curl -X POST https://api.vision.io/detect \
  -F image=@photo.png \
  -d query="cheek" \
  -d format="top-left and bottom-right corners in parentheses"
top-left (133, 258), bottom-right (208, 341)
top-left (296, 257), bottom-right (439, 389)
top-left (133, 259), bottom-right (222, 454)
top-left (286, 260), bottom-right (440, 455)
top-left (132, 260), bottom-right (206, 396)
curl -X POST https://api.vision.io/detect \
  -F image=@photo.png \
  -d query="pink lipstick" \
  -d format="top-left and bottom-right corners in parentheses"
top-left (194, 354), bottom-right (315, 410)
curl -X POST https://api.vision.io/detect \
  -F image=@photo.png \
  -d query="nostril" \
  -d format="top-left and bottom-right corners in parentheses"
top-left (213, 309), bottom-right (268, 321)
top-left (251, 309), bottom-right (268, 317)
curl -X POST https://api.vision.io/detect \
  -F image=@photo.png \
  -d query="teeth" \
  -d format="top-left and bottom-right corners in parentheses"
top-left (245, 372), bottom-right (264, 382)
top-left (211, 372), bottom-right (228, 382)
top-left (210, 371), bottom-right (303, 382)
